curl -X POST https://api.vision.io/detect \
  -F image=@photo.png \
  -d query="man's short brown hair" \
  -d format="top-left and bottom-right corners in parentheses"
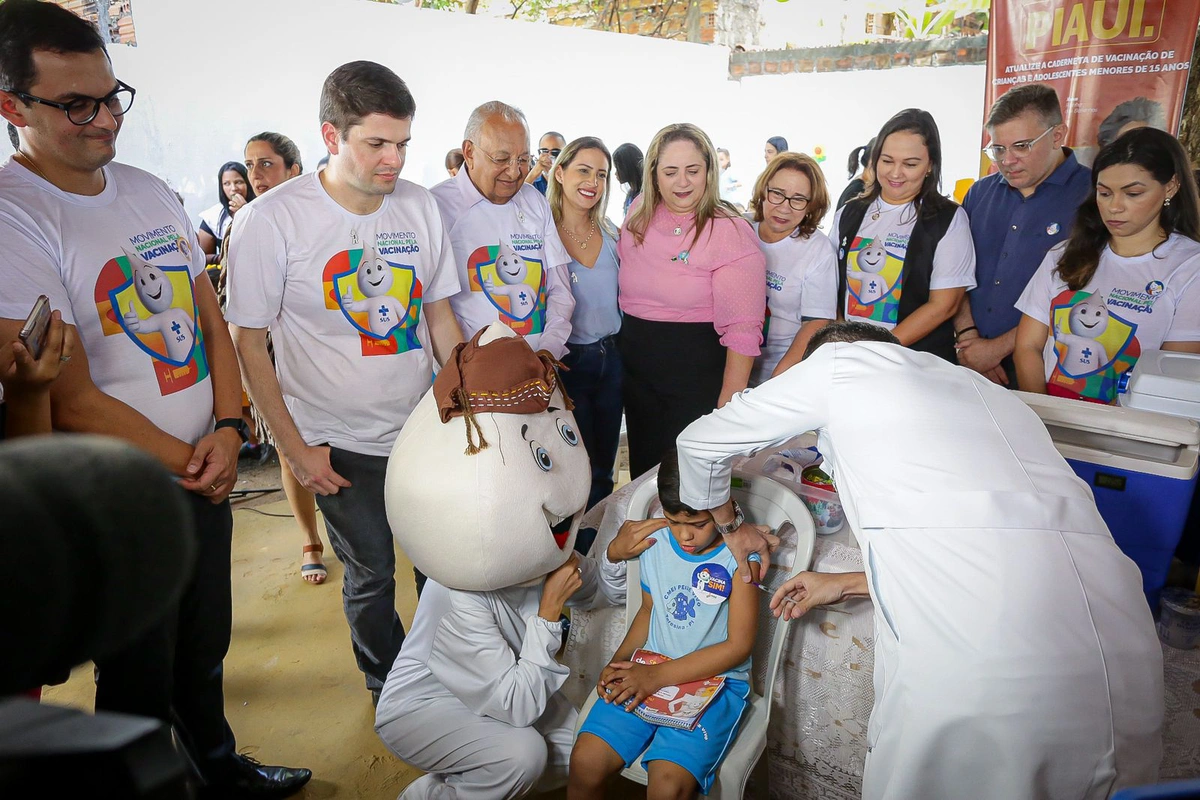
top-left (986, 84), bottom-right (1063, 129)
top-left (319, 60), bottom-right (415, 138)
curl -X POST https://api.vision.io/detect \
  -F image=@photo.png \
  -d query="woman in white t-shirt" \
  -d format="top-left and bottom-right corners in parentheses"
top-left (1015, 127), bottom-right (1200, 404)
top-left (747, 151), bottom-right (838, 384)
top-left (831, 109), bottom-right (976, 362)
top-left (197, 161), bottom-right (254, 265)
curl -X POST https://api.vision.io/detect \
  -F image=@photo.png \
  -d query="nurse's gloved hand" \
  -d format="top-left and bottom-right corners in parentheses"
top-left (724, 523), bottom-right (779, 583)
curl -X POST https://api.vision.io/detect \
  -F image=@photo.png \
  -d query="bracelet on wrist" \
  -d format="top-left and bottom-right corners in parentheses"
top-left (954, 325), bottom-right (978, 340)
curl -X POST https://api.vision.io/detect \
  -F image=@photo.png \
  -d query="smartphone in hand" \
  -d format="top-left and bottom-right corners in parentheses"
top-left (18, 295), bottom-right (51, 360)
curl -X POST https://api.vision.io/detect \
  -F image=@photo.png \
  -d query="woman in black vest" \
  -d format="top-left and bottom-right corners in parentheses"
top-left (832, 109), bottom-right (976, 361)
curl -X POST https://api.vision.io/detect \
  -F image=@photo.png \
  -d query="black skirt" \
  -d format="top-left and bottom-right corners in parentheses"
top-left (618, 314), bottom-right (726, 480)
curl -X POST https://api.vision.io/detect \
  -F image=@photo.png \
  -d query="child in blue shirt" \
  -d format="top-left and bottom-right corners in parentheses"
top-left (569, 450), bottom-right (757, 798)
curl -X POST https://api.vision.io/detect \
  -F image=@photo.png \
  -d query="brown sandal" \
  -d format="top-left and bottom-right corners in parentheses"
top-left (301, 544), bottom-right (328, 585)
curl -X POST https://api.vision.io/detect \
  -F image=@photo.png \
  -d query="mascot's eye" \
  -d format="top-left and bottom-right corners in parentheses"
top-left (529, 441), bottom-right (553, 472)
top-left (557, 419), bottom-right (579, 447)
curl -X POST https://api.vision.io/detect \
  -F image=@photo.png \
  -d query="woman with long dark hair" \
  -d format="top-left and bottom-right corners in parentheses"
top-left (1015, 127), bottom-right (1200, 403)
top-left (618, 123), bottom-right (765, 479)
top-left (836, 137), bottom-right (875, 209)
top-left (547, 136), bottom-right (622, 510)
top-left (831, 109), bottom-right (976, 362)
top-left (613, 142), bottom-right (643, 215)
top-left (197, 161), bottom-right (254, 265)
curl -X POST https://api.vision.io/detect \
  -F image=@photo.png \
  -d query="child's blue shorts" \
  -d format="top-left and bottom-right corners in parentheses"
top-left (578, 678), bottom-right (751, 794)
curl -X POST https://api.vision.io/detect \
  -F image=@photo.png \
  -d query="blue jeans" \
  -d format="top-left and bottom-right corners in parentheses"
top-left (315, 447), bottom-right (407, 691)
top-left (561, 334), bottom-right (623, 515)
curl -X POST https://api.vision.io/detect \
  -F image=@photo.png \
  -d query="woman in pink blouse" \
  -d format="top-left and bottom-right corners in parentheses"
top-left (618, 123), bottom-right (767, 479)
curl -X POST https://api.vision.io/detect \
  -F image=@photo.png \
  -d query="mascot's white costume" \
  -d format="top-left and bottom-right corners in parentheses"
top-left (375, 324), bottom-right (627, 799)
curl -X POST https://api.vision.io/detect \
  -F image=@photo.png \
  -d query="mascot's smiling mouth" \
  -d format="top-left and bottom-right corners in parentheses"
top-left (544, 507), bottom-right (584, 550)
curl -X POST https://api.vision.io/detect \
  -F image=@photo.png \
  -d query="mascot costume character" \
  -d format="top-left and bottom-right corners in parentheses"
top-left (375, 324), bottom-right (627, 799)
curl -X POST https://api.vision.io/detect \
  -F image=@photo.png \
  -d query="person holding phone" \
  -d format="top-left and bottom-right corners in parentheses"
top-left (0, 3), bottom-right (310, 795)
top-left (1, 305), bottom-right (73, 438)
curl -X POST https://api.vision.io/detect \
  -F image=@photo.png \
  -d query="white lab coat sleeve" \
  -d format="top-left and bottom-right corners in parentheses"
top-left (428, 590), bottom-right (569, 728)
top-left (567, 547), bottom-right (626, 611)
top-left (537, 221), bottom-right (575, 359)
top-left (677, 344), bottom-right (836, 510)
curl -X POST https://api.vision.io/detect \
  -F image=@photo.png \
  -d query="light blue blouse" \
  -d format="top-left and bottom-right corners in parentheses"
top-left (567, 229), bottom-right (622, 345)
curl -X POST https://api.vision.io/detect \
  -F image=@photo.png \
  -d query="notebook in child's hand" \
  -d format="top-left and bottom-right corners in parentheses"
top-left (629, 649), bottom-right (725, 731)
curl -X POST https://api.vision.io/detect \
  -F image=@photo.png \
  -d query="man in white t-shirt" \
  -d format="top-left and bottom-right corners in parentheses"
top-left (432, 101), bottom-right (573, 358)
top-left (226, 61), bottom-right (463, 704)
top-left (0, 3), bottom-right (309, 795)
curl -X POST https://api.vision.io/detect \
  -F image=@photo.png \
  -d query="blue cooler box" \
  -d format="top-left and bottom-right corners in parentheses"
top-left (1019, 391), bottom-right (1200, 611)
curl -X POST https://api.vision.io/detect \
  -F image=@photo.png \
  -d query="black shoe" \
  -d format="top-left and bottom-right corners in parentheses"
top-left (202, 753), bottom-right (312, 798)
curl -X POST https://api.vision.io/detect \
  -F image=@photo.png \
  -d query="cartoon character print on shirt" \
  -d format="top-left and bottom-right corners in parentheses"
top-left (845, 232), bottom-right (905, 324)
top-left (665, 583), bottom-right (698, 629)
top-left (94, 243), bottom-right (209, 397)
top-left (466, 239), bottom-right (548, 336)
top-left (1047, 288), bottom-right (1141, 404)
top-left (323, 231), bottom-right (424, 357)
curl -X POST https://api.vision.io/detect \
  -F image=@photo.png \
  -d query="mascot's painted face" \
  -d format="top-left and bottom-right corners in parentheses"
top-left (384, 324), bottom-right (589, 591)
top-left (1068, 295), bottom-right (1109, 339)
top-left (356, 247), bottom-right (395, 297)
top-left (856, 237), bottom-right (888, 275)
top-left (127, 248), bottom-right (175, 313)
top-left (494, 242), bottom-right (528, 286)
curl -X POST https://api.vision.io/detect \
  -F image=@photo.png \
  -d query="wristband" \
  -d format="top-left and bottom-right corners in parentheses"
top-left (954, 325), bottom-right (978, 339)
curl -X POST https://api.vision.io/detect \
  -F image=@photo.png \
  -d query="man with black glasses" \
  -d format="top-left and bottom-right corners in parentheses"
top-left (0, 2), bottom-right (309, 796)
top-left (954, 84), bottom-right (1091, 387)
top-left (525, 129), bottom-right (565, 195)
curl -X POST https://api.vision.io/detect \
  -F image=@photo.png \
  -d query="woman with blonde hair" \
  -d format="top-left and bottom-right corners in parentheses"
top-left (618, 123), bottom-right (766, 479)
top-left (749, 152), bottom-right (838, 383)
top-left (547, 136), bottom-right (623, 511)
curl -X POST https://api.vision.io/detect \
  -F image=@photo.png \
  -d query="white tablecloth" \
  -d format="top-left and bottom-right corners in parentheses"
top-left (563, 445), bottom-right (1200, 797)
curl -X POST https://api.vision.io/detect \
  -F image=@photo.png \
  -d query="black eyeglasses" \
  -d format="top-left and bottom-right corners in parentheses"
top-left (538, 148), bottom-right (563, 158)
top-left (7, 80), bottom-right (136, 126)
top-left (765, 187), bottom-right (810, 211)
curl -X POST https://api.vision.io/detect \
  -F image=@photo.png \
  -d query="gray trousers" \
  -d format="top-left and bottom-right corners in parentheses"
top-left (314, 446), bottom-right (406, 691)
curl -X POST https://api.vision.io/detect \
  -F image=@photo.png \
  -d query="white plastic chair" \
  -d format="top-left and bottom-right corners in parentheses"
top-left (574, 469), bottom-right (817, 798)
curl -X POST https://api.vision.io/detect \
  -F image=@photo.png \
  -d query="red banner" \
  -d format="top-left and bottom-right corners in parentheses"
top-left (983, 0), bottom-right (1200, 170)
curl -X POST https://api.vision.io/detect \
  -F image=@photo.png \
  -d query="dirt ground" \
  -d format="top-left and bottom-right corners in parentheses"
top-left (43, 450), bottom-right (640, 799)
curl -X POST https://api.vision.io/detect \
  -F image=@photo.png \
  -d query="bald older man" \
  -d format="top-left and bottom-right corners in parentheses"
top-left (431, 102), bottom-right (574, 358)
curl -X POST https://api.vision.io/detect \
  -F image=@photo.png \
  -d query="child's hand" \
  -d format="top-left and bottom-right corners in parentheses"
top-left (596, 663), bottom-right (625, 701)
top-left (602, 661), bottom-right (665, 711)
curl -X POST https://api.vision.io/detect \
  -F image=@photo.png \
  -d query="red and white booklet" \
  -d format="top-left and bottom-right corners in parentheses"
top-left (629, 649), bottom-right (726, 731)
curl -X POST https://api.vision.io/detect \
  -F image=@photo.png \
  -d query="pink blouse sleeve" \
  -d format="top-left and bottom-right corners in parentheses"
top-left (710, 218), bottom-right (766, 357)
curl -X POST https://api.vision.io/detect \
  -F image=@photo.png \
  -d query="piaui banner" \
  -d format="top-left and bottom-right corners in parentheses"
top-left (983, 0), bottom-right (1200, 170)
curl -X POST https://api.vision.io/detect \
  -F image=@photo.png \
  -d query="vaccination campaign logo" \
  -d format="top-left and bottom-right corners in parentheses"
top-left (323, 233), bottom-right (424, 357)
top-left (692, 564), bottom-right (732, 606)
top-left (1047, 288), bottom-right (1141, 404)
top-left (94, 237), bottom-right (209, 397)
top-left (466, 240), bottom-right (548, 336)
top-left (845, 234), bottom-right (904, 324)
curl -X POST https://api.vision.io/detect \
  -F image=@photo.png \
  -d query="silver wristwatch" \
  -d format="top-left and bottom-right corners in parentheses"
top-left (713, 500), bottom-right (744, 536)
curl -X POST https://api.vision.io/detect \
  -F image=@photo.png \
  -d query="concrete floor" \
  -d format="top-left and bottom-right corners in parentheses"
top-left (43, 455), bottom-right (640, 799)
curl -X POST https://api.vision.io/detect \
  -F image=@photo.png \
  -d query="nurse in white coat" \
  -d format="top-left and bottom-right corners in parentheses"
top-left (676, 321), bottom-right (1163, 800)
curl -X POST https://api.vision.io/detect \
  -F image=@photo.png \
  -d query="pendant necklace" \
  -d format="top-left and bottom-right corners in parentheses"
top-left (870, 199), bottom-right (883, 221)
top-left (673, 225), bottom-right (683, 235)
top-left (561, 220), bottom-right (596, 250)
top-left (16, 150), bottom-right (50, 183)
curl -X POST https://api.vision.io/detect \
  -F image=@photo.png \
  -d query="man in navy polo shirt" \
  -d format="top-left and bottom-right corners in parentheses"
top-left (953, 84), bottom-right (1091, 385)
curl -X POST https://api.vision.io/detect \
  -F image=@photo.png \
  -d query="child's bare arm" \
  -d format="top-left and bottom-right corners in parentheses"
top-left (597, 592), bottom-right (653, 700)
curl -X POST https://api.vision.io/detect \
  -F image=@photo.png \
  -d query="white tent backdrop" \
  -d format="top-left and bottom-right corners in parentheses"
top-left (8, 0), bottom-right (987, 224)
